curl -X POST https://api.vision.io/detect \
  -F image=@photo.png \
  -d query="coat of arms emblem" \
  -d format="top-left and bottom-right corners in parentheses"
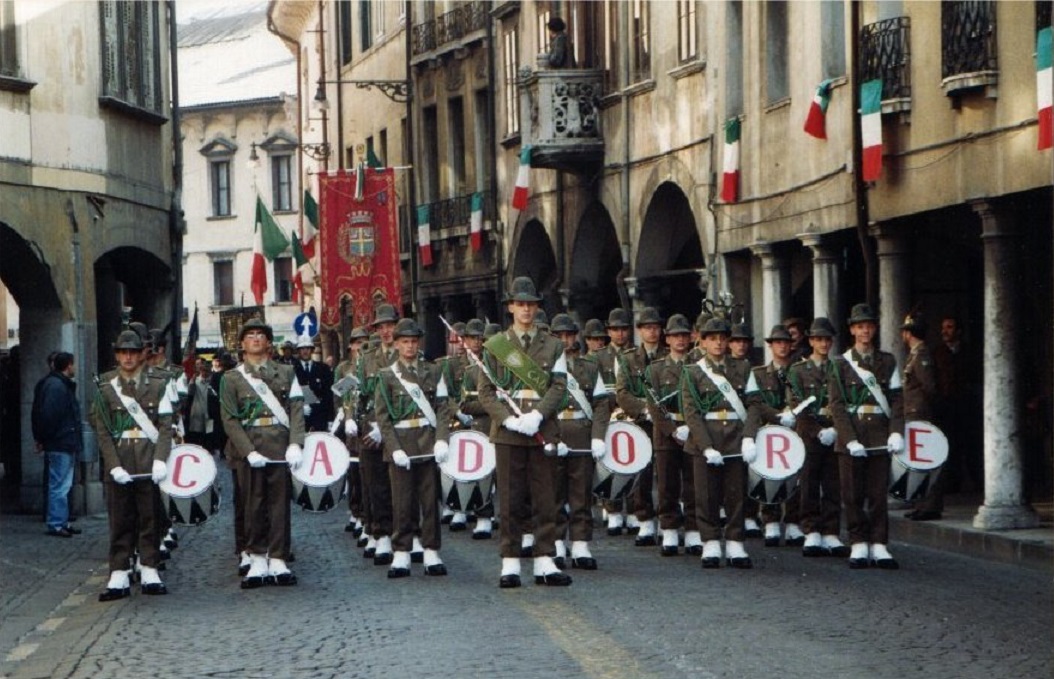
top-left (339, 210), bottom-right (374, 276)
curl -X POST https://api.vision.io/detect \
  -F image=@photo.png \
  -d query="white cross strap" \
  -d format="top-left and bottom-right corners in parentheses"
top-left (237, 364), bottom-right (291, 428)
top-left (109, 376), bottom-right (161, 443)
top-left (842, 349), bottom-right (892, 418)
top-left (696, 360), bottom-right (749, 422)
top-left (392, 364), bottom-right (437, 428)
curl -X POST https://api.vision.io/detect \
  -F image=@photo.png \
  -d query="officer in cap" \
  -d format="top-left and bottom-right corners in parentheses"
top-left (335, 327), bottom-right (370, 535)
top-left (278, 341), bottom-right (296, 366)
top-left (726, 322), bottom-right (761, 536)
top-left (581, 319), bottom-right (608, 355)
top-left (453, 318), bottom-right (497, 538)
top-left (435, 321), bottom-right (470, 530)
top-left (294, 333), bottom-right (334, 433)
top-left (534, 309), bottom-right (550, 335)
top-left (596, 308), bottom-right (633, 535)
top-left (900, 311), bottom-right (940, 521)
top-left (146, 328), bottom-right (184, 557)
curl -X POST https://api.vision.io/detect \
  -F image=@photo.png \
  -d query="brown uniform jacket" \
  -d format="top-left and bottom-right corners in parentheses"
top-left (646, 355), bottom-right (688, 452)
top-left (374, 360), bottom-right (451, 461)
top-left (785, 357), bottom-right (837, 442)
top-left (92, 368), bottom-right (174, 474)
top-left (458, 363), bottom-right (491, 434)
top-left (357, 345), bottom-right (398, 431)
top-left (615, 345), bottom-right (667, 422)
top-left (902, 342), bottom-right (936, 421)
top-left (681, 356), bottom-right (754, 456)
top-left (556, 354), bottom-right (611, 449)
top-left (219, 361), bottom-right (306, 460)
top-left (744, 362), bottom-right (791, 438)
top-left (828, 349), bottom-right (904, 451)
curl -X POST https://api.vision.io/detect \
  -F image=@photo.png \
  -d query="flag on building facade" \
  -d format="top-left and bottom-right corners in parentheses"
top-left (861, 79), bottom-right (884, 182)
top-left (803, 79), bottom-right (833, 139)
top-left (1038, 26), bottom-right (1052, 151)
top-left (417, 204), bottom-right (433, 266)
top-left (291, 230), bottom-right (310, 303)
top-left (251, 196), bottom-right (289, 305)
top-left (720, 118), bottom-right (740, 203)
top-left (366, 147), bottom-right (384, 168)
top-left (302, 189), bottom-right (319, 258)
top-left (470, 192), bottom-right (484, 251)
top-left (511, 145), bottom-right (531, 210)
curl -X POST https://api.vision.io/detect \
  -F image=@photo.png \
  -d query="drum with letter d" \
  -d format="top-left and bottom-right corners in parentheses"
top-left (291, 432), bottom-right (352, 512)
top-left (889, 420), bottom-right (948, 501)
top-left (159, 444), bottom-right (219, 525)
top-left (593, 421), bottom-right (652, 500)
top-left (439, 429), bottom-right (496, 512)
top-left (747, 425), bottom-right (807, 505)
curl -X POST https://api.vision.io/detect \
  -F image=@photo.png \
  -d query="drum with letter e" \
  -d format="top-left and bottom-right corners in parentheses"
top-left (593, 421), bottom-right (652, 500)
top-left (291, 432), bottom-right (352, 512)
top-left (159, 444), bottom-right (219, 526)
top-left (440, 429), bottom-right (496, 513)
top-left (889, 420), bottom-right (948, 501)
top-left (747, 425), bottom-right (806, 505)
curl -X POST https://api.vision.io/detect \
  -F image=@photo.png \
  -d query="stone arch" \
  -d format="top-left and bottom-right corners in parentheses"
top-left (510, 218), bottom-right (560, 317)
top-left (94, 246), bottom-right (173, 369)
top-left (633, 182), bottom-right (706, 320)
top-left (568, 201), bottom-right (621, 324)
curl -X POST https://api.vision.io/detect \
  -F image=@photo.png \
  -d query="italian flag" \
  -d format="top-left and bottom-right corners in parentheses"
top-left (1038, 26), bottom-right (1052, 151)
top-left (470, 192), bottom-right (484, 251)
top-left (417, 204), bottom-right (433, 267)
top-left (302, 189), bottom-right (319, 258)
top-left (720, 118), bottom-right (740, 203)
top-left (804, 79), bottom-right (833, 139)
top-left (861, 79), bottom-right (884, 182)
top-left (251, 197), bottom-right (290, 305)
top-left (511, 145), bottom-right (531, 210)
top-left (291, 230), bottom-right (311, 303)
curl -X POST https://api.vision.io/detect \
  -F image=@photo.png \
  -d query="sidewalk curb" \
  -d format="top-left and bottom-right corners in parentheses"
top-left (892, 515), bottom-right (1053, 572)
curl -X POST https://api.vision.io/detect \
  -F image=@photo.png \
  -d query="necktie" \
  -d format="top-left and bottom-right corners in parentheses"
top-left (406, 364), bottom-right (417, 377)
top-left (521, 333), bottom-right (531, 349)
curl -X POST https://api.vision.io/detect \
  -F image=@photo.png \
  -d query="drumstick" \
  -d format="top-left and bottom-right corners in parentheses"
top-left (791, 395), bottom-right (817, 416)
top-left (128, 473), bottom-right (154, 480)
top-left (543, 447), bottom-right (593, 458)
top-left (406, 453), bottom-right (436, 461)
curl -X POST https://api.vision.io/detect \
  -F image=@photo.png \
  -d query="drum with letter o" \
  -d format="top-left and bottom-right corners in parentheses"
top-left (291, 432), bottom-right (352, 512)
top-left (439, 429), bottom-right (496, 513)
top-left (159, 443), bottom-right (219, 526)
top-left (889, 420), bottom-right (948, 501)
top-left (747, 425), bottom-right (806, 505)
top-left (593, 421), bottom-right (652, 500)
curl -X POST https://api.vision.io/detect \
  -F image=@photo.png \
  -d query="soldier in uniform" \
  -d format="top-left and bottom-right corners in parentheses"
top-left (727, 322), bottom-right (762, 538)
top-left (436, 322), bottom-right (469, 530)
top-left (900, 312), bottom-right (940, 520)
top-left (581, 319), bottom-right (608, 354)
top-left (596, 308), bottom-right (633, 535)
top-left (649, 314), bottom-right (701, 556)
top-left (375, 319), bottom-right (451, 578)
top-left (294, 335), bottom-right (335, 433)
top-left (220, 319), bottom-right (306, 588)
top-left (477, 276), bottom-right (570, 588)
top-left (453, 319), bottom-right (496, 539)
top-left (550, 314), bottom-right (610, 570)
top-left (782, 317), bottom-right (810, 363)
top-left (92, 330), bottom-right (173, 601)
top-left (147, 328), bottom-right (184, 558)
top-left (277, 341), bottom-right (296, 365)
top-left (681, 317), bottom-right (757, 569)
top-left (787, 317), bottom-right (848, 557)
top-left (615, 307), bottom-right (666, 546)
top-left (335, 327), bottom-right (369, 536)
top-left (828, 303), bottom-right (904, 569)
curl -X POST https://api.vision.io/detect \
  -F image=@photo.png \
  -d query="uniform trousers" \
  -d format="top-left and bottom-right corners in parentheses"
top-left (230, 458), bottom-right (248, 555)
top-left (838, 453), bottom-right (890, 544)
top-left (655, 446), bottom-right (697, 531)
top-left (389, 461), bottom-right (441, 552)
top-left (631, 421), bottom-right (656, 522)
top-left (495, 443), bottom-right (558, 558)
top-left (359, 445), bottom-right (393, 537)
top-left (106, 479), bottom-right (161, 571)
top-left (244, 463), bottom-right (291, 558)
top-left (798, 442), bottom-right (842, 536)
top-left (693, 457), bottom-right (746, 542)
top-left (555, 454), bottom-right (595, 542)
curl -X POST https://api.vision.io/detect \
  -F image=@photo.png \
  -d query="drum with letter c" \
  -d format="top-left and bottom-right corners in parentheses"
top-left (159, 444), bottom-right (219, 526)
top-left (291, 432), bottom-right (352, 512)
top-left (440, 429), bottom-right (496, 512)
top-left (747, 425), bottom-right (806, 505)
top-left (593, 421), bottom-right (652, 500)
top-left (889, 420), bottom-right (948, 501)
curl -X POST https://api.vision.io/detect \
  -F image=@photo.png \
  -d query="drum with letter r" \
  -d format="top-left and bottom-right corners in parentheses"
top-left (593, 421), bottom-right (652, 500)
top-left (159, 444), bottom-right (219, 526)
top-left (889, 420), bottom-right (948, 501)
top-left (291, 432), bottom-right (352, 512)
top-left (439, 429), bottom-right (496, 513)
top-left (747, 425), bottom-right (806, 505)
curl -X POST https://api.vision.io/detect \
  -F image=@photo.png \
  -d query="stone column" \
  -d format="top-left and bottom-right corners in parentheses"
top-left (799, 234), bottom-right (843, 351)
top-left (750, 242), bottom-right (787, 363)
top-left (971, 201), bottom-right (1038, 530)
top-left (870, 223), bottom-right (909, 366)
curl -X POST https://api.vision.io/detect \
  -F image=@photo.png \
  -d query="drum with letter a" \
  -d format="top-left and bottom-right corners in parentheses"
top-left (593, 421), bottom-right (652, 500)
top-left (291, 432), bottom-right (352, 512)
top-left (747, 425), bottom-right (807, 505)
top-left (440, 429), bottom-right (496, 513)
top-left (159, 444), bottom-right (219, 526)
top-left (889, 420), bottom-right (948, 501)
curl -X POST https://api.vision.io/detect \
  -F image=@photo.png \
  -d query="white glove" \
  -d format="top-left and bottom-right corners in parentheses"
top-left (392, 449), bottom-right (411, 470)
top-left (643, 410), bottom-right (653, 422)
top-left (433, 440), bottom-right (450, 464)
top-left (704, 448), bottom-right (724, 466)
top-left (779, 411), bottom-right (797, 428)
top-left (345, 419), bottom-right (359, 437)
top-left (673, 425), bottom-right (689, 443)
top-left (590, 438), bottom-right (606, 460)
top-left (303, 404), bottom-right (313, 417)
top-left (740, 437), bottom-right (757, 464)
top-left (365, 422), bottom-right (382, 445)
top-left (503, 415), bottom-right (523, 432)
top-left (556, 442), bottom-right (569, 458)
top-left (151, 459), bottom-right (167, 483)
top-left (847, 440), bottom-right (867, 458)
top-left (818, 427), bottom-right (837, 447)
top-left (887, 432), bottom-right (904, 454)
top-left (519, 410), bottom-right (543, 437)
top-left (456, 411), bottom-right (474, 426)
top-left (246, 451), bottom-right (268, 468)
top-left (110, 466), bottom-right (132, 485)
top-left (285, 444), bottom-right (303, 470)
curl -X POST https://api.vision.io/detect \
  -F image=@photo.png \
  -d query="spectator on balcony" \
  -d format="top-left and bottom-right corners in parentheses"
top-left (546, 17), bottom-right (574, 69)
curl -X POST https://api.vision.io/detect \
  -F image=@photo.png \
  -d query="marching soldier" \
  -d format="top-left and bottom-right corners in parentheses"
top-left (597, 308), bottom-right (633, 535)
top-left (727, 322), bottom-right (763, 538)
top-left (786, 317), bottom-right (849, 557)
top-left (335, 327), bottom-right (369, 536)
top-left (436, 321), bottom-right (470, 530)
top-left (375, 319), bottom-right (451, 578)
top-left (828, 303), bottom-right (904, 570)
top-left (454, 319), bottom-right (496, 539)
top-left (147, 328), bottom-right (184, 558)
top-left (477, 276), bottom-right (570, 588)
top-left (900, 311), bottom-right (940, 520)
top-left (294, 335), bottom-right (335, 433)
top-left (581, 319), bottom-right (608, 354)
top-left (92, 330), bottom-right (173, 601)
top-left (277, 341), bottom-right (297, 366)
top-left (220, 319), bottom-right (306, 588)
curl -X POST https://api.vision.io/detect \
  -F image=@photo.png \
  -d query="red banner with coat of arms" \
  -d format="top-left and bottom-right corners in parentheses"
top-left (318, 167), bottom-right (401, 328)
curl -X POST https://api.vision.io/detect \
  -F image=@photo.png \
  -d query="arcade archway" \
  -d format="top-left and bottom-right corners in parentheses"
top-left (634, 182), bottom-right (705, 319)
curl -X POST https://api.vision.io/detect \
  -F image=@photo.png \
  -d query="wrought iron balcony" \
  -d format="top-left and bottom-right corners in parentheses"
top-left (860, 16), bottom-right (911, 113)
top-left (412, 2), bottom-right (487, 59)
top-left (425, 190), bottom-right (494, 233)
top-left (411, 20), bottom-right (436, 56)
top-left (518, 60), bottom-right (605, 173)
top-left (941, 1), bottom-right (998, 97)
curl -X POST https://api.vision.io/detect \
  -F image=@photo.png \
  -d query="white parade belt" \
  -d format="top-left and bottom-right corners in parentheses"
top-left (245, 417), bottom-right (280, 428)
top-left (394, 417), bottom-right (432, 429)
top-left (558, 410), bottom-right (587, 420)
top-left (705, 410), bottom-right (740, 421)
top-left (850, 405), bottom-right (885, 416)
top-left (511, 389), bottom-right (540, 400)
top-left (666, 412), bottom-right (685, 422)
top-left (119, 428), bottom-right (149, 440)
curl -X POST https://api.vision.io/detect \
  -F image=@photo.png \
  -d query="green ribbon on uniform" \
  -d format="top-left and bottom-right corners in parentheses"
top-left (484, 333), bottom-right (551, 394)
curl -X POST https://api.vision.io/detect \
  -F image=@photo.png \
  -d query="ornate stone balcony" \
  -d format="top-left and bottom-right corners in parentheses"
top-left (518, 58), bottom-right (605, 173)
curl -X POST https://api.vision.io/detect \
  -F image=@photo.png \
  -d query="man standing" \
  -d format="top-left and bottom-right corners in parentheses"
top-left (335, 327), bottom-right (368, 536)
top-left (436, 322), bottom-right (470, 530)
top-left (453, 319), bottom-right (496, 539)
top-left (727, 323), bottom-right (762, 538)
top-left (900, 312), bottom-right (940, 520)
top-left (220, 319), bottom-right (306, 588)
top-left (33, 351), bottom-right (82, 538)
top-left (294, 335), bottom-right (334, 433)
top-left (828, 303), bottom-right (904, 570)
top-left (183, 358), bottom-right (212, 449)
top-left (545, 16), bottom-right (574, 68)
top-left (932, 315), bottom-right (979, 494)
top-left (596, 308), bottom-right (633, 535)
top-left (478, 277), bottom-right (570, 588)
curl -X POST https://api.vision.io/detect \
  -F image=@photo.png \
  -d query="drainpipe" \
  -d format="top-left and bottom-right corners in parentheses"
top-left (168, 0), bottom-right (185, 356)
top-left (405, 0), bottom-right (417, 317)
top-left (486, 6), bottom-right (502, 309)
top-left (615, 6), bottom-right (631, 311)
top-left (851, 1), bottom-right (876, 309)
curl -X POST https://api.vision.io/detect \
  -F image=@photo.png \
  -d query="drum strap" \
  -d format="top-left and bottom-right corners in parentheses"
top-left (391, 364), bottom-right (438, 429)
top-left (109, 376), bottom-right (162, 444)
top-left (565, 368), bottom-right (594, 420)
top-left (237, 365), bottom-right (294, 429)
top-left (696, 360), bottom-right (749, 422)
top-left (842, 350), bottom-right (892, 418)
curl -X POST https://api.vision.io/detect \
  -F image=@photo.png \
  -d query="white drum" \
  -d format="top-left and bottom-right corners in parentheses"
top-left (440, 429), bottom-right (496, 512)
top-left (747, 425), bottom-right (807, 505)
top-left (593, 421), bottom-right (652, 500)
top-left (889, 420), bottom-right (949, 501)
top-left (291, 432), bottom-right (352, 512)
top-left (159, 444), bottom-right (219, 526)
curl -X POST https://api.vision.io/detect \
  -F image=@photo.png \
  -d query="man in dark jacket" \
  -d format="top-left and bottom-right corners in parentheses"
top-left (32, 352), bottom-right (83, 537)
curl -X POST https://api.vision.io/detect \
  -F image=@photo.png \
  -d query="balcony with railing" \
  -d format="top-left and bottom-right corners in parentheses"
top-left (407, 191), bottom-right (495, 258)
top-left (517, 56), bottom-right (605, 173)
top-left (411, 2), bottom-right (488, 61)
top-left (860, 16), bottom-right (912, 114)
top-left (941, 1), bottom-right (998, 98)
